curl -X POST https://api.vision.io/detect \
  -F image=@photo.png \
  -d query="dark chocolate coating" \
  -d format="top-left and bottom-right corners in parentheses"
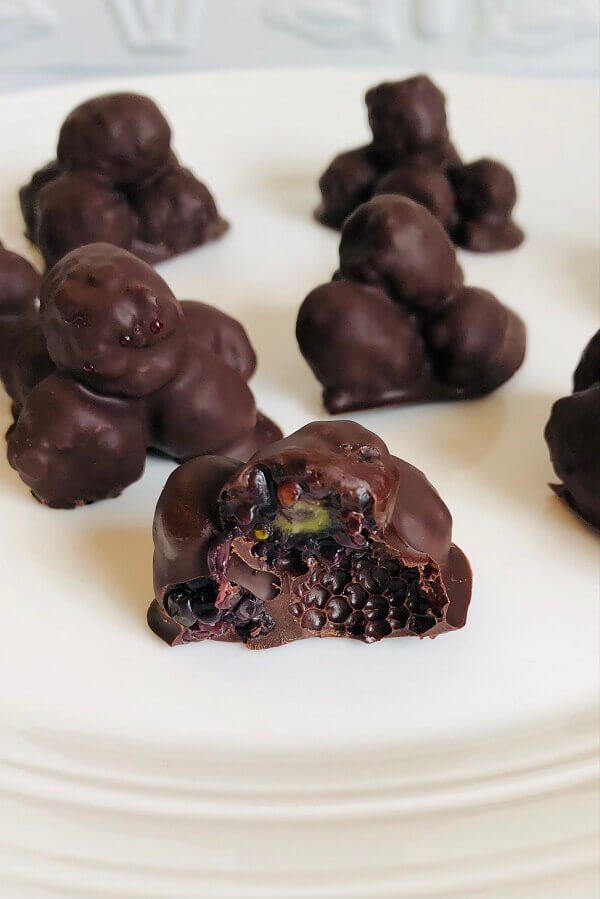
top-left (35, 172), bottom-right (138, 269)
top-left (573, 330), bottom-right (600, 393)
top-left (297, 196), bottom-right (526, 413)
top-left (19, 159), bottom-right (63, 239)
top-left (545, 333), bottom-right (600, 529)
top-left (374, 165), bottom-right (456, 230)
top-left (3, 279), bottom-right (257, 410)
top-left (297, 279), bottom-right (426, 412)
top-left (3, 243), bottom-right (280, 508)
top-left (0, 242), bottom-right (40, 313)
top-left (365, 75), bottom-right (449, 160)
top-left (21, 93), bottom-right (228, 267)
top-left (339, 195), bottom-right (461, 311)
top-left (179, 301), bottom-right (256, 381)
top-left (6, 325), bottom-right (53, 410)
top-left (40, 243), bottom-right (185, 397)
top-left (0, 242), bottom-right (41, 395)
top-left (315, 74), bottom-right (523, 252)
top-left (57, 93), bottom-right (171, 185)
top-left (150, 420), bottom-right (472, 649)
top-left (147, 345), bottom-right (257, 460)
top-left (424, 286), bottom-right (526, 394)
top-left (7, 375), bottom-right (148, 508)
top-left (315, 146), bottom-right (379, 229)
top-left (130, 165), bottom-right (228, 261)
top-left (449, 159), bottom-right (524, 252)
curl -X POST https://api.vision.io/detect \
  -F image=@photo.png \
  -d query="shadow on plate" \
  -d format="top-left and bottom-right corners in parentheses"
top-left (565, 242), bottom-right (600, 315)
top-left (421, 386), bottom-right (573, 520)
top-left (243, 301), bottom-right (323, 411)
top-left (261, 168), bottom-right (322, 224)
top-left (73, 525), bottom-right (154, 626)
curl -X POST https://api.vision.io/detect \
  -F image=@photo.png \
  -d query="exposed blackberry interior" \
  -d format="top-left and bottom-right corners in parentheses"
top-left (150, 421), bottom-right (472, 650)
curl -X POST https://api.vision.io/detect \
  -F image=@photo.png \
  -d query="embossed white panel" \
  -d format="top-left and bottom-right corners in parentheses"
top-left (476, 0), bottom-right (600, 53)
top-left (0, 0), bottom-right (57, 47)
top-left (110, 0), bottom-right (203, 52)
top-left (415, 0), bottom-right (457, 40)
top-left (263, 0), bottom-right (403, 48)
top-left (0, 0), bottom-right (597, 91)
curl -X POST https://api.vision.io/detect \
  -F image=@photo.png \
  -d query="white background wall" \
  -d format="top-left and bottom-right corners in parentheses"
top-left (0, 0), bottom-right (598, 92)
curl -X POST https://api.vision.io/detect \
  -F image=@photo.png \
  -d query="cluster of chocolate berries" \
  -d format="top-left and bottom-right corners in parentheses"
top-left (317, 74), bottom-right (523, 253)
top-left (20, 92), bottom-right (228, 269)
top-left (0, 241), bottom-right (280, 508)
top-left (297, 194), bottom-right (527, 414)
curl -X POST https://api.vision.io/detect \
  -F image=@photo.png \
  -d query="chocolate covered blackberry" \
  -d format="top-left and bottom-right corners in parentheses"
top-left (373, 164), bottom-right (456, 230)
top-left (366, 75), bottom-right (450, 164)
top-left (545, 332), bottom-right (600, 529)
top-left (57, 92), bottom-right (171, 185)
top-left (0, 242), bottom-right (41, 398)
top-left (19, 160), bottom-right (62, 239)
top-left (20, 92), bottom-right (228, 267)
top-left (315, 73), bottom-right (523, 252)
top-left (449, 159), bottom-right (524, 252)
top-left (130, 164), bottom-right (228, 262)
top-left (3, 243), bottom-right (280, 508)
top-left (297, 195), bottom-right (526, 413)
top-left (315, 146), bottom-right (379, 229)
top-left (424, 286), bottom-right (526, 394)
top-left (573, 330), bottom-right (600, 393)
top-left (339, 194), bottom-right (461, 310)
top-left (0, 241), bottom-right (40, 313)
top-left (150, 421), bottom-right (472, 649)
top-left (35, 172), bottom-right (138, 269)
top-left (297, 279), bottom-right (426, 413)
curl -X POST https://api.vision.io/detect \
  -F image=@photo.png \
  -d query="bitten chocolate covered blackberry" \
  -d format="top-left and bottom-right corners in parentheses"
top-left (149, 420), bottom-right (472, 650)
top-left (20, 93), bottom-right (228, 268)
top-left (1, 242), bottom-right (280, 508)
top-left (545, 331), bottom-right (600, 529)
top-left (316, 73), bottom-right (523, 252)
top-left (297, 195), bottom-right (526, 413)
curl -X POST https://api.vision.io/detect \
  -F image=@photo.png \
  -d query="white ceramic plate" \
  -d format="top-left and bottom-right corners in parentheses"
top-left (0, 69), bottom-right (598, 899)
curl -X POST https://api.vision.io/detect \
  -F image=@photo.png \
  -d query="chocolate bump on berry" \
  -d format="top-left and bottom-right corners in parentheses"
top-left (21, 92), bottom-right (228, 268)
top-left (297, 196), bottom-right (526, 414)
top-left (545, 333), bottom-right (600, 530)
top-left (150, 420), bottom-right (472, 649)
